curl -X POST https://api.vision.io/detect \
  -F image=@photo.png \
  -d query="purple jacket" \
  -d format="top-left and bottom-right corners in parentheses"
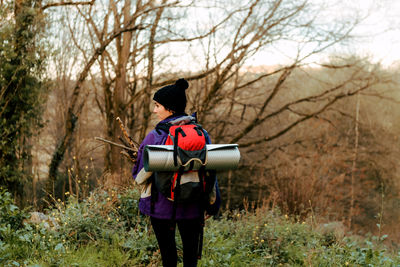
top-left (132, 114), bottom-right (220, 220)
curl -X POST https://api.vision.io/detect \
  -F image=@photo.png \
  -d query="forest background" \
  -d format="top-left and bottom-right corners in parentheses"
top-left (1, 0), bottom-right (400, 248)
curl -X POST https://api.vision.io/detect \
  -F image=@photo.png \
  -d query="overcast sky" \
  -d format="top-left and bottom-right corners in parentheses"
top-left (349, 0), bottom-right (400, 66)
top-left (246, 0), bottom-right (400, 68)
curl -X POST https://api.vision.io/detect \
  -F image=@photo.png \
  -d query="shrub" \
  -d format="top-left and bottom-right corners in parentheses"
top-left (0, 188), bottom-right (29, 232)
top-left (1, 188), bottom-right (399, 266)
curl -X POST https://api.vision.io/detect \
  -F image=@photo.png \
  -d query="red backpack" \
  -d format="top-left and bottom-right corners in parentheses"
top-left (152, 119), bottom-right (216, 207)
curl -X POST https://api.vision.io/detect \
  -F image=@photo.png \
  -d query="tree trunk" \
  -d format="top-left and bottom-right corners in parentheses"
top-left (349, 93), bottom-right (360, 229)
top-left (46, 20), bottom-right (141, 198)
top-left (107, 0), bottom-right (133, 173)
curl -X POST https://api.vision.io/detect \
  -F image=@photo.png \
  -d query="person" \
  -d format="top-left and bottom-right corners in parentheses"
top-left (132, 78), bottom-right (221, 267)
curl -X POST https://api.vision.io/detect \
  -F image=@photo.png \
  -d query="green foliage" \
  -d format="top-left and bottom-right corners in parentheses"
top-left (0, 188), bottom-right (29, 236)
top-left (0, 189), bottom-right (26, 224)
top-left (0, 188), bottom-right (30, 266)
top-left (0, 0), bottom-right (48, 195)
top-left (0, 188), bottom-right (399, 266)
top-left (0, 187), bottom-right (160, 266)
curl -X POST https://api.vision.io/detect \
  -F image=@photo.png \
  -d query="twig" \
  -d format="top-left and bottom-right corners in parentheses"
top-left (116, 117), bottom-right (139, 149)
top-left (94, 137), bottom-right (137, 152)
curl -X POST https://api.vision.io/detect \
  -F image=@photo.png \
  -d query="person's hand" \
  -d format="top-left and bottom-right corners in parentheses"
top-left (120, 150), bottom-right (137, 164)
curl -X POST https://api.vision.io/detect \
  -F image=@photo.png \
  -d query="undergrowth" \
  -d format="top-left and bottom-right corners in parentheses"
top-left (0, 188), bottom-right (399, 266)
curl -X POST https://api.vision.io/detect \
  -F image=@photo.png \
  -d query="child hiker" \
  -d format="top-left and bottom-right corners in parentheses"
top-left (132, 78), bottom-right (221, 267)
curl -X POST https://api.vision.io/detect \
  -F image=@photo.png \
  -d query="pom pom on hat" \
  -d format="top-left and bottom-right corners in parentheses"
top-left (153, 78), bottom-right (189, 113)
top-left (175, 78), bottom-right (189, 90)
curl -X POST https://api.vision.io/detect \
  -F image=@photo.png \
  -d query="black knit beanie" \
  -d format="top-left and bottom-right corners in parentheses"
top-left (153, 78), bottom-right (189, 113)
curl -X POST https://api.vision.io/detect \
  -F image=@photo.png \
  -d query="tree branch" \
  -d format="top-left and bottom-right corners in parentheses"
top-left (238, 82), bottom-right (374, 148)
top-left (42, 0), bottom-right (94, 10)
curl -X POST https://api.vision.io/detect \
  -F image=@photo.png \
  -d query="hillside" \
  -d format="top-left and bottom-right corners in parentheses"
top-left (0, 187), bottom-right (398, 266)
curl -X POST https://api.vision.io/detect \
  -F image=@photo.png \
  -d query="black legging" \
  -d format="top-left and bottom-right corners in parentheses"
top-left (150, 217), bottom-right (202, 267)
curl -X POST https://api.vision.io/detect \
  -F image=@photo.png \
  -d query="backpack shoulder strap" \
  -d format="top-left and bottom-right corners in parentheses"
top-left (155, 122), bottom-right (172, 135)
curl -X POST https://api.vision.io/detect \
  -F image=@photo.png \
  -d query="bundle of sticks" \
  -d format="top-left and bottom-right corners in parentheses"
top-left (95, 117), bottom-right (139, 163)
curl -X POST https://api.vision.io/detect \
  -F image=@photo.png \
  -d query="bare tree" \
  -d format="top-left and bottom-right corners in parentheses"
top-left (45, 1), bottom-right (150, 194)
top-left (57, 0), bottom-right (244, 174)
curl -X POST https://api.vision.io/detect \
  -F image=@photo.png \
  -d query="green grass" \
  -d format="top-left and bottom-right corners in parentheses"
top-left (0, 188), bottom-right (399, 266)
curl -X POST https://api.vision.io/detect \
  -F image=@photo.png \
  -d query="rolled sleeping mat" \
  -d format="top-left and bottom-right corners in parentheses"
top-left (143, 144), bottom-right (240, 172)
